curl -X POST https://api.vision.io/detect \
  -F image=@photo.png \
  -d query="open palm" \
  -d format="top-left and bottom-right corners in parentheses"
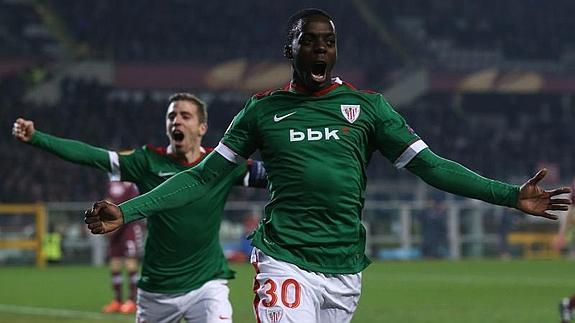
top-left (516, 169), bottom-right (571, 220)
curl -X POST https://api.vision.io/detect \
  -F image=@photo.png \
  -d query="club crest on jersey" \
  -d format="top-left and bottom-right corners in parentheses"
top-left (341, 104), bottom-right (360, 123)
top-left (265, 306), bottom-right (284, 322)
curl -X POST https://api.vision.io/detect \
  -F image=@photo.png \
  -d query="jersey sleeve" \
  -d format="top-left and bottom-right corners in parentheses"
top-left (220, 97), bottom-right (259, 160)
top-left (119, 151), bottom-right (236, 223)
top-left (406, 149), bottom-right (519, 207)
top-left (373, 95), bottom-right (427, 168)
top-left (29, 130), bottom-right (112, 171)
top-left (115, 146), bottom-right (149, 182)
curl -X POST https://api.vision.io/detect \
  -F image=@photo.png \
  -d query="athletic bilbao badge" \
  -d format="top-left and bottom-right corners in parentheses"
top-left (265, 306), bottom-right (284, 322)
top-left (341, 104), bottom-right (360, 123)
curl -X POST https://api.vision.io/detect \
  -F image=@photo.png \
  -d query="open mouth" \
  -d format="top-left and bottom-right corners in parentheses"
top-left (311, 62), bottom-right (327, 82)
top-left (172, 130), bottom-right (184, 142)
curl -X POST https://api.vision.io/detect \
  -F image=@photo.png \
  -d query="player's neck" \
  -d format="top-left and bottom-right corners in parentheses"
top-left (182, 146), bottom-right (202, 164)
top-left (168, 144), bottom-right (203, 164)
top-left (290, 78), bottom-right (335, 94)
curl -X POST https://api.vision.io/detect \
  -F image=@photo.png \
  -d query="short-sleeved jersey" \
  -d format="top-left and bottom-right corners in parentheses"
top-left (221, 79), bottom-right (425, 274)
top-left (109, 145), bottom-right (247, 293)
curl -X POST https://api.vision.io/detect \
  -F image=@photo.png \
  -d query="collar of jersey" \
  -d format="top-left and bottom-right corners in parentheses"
top-left (148, 144), bottom-right (210, 167)
top-left (286, 78), bottom-right (343, 97)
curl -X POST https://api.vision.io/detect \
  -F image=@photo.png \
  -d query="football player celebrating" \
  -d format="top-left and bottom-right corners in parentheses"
top-left (84, 9), bottom-right (570, 323)
top-left (13, 92), bottom-right (267, 322)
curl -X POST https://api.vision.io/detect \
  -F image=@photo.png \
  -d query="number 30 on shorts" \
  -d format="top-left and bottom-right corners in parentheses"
top-left (261, 278), bottom-right (301, 308)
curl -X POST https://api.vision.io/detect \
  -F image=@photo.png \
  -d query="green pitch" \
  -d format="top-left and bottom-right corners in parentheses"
top-left (0, 260), bottom-right (572, 322)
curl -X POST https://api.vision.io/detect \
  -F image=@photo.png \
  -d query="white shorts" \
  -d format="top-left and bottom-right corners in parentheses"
top-left (251, 248), bottom-right (362, 323)
top-left (136, 279), bottom-right (232, 323)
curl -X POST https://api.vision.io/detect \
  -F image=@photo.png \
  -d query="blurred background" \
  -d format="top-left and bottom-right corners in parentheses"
top-left (1, 0), bottom-right (575, 267)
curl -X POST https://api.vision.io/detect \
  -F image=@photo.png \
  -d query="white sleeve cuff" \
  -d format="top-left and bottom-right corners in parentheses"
top-left (108, 151), bottom-right (121, 181)
top-left (393, 140), bottom-right (428, 169)
top-left (215, 142), bottom-right (244, 164)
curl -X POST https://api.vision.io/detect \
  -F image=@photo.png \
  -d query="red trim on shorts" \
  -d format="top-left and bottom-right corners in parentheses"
top-left (253, 279), bottom-right (261, 323)
top-left (252, 252), bottom-right (261, 323)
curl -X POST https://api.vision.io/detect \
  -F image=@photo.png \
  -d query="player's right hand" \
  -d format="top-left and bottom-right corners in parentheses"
top-left (84, 200), bottom-right (125, 234)
top-left (12, 118), bottom-right (35, 142)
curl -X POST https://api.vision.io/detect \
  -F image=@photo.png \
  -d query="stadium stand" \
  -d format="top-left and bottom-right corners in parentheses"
top-left (2, 0), bottom-right (574, 203)
top-left (0, 0), bottom-right (56, 58)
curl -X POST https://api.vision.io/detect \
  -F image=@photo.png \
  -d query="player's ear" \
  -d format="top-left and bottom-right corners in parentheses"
top-left (284, 44), bottom-right (293, 60)
top-left (199, 123), bottom-right (208, 136)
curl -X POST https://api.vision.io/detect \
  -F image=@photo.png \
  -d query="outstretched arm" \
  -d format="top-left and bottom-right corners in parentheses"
top-left (12, 118), bottom-right (111, 171)
top-left (85, 150), bottom-right (237, 233)
top-left (407, 149), bottom-right (571, 220)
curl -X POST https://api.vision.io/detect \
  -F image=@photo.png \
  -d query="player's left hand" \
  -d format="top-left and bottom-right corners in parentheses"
top-left (516, 168), bottom-right (571, 220)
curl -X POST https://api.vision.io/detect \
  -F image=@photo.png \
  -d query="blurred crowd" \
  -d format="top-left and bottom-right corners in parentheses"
top-left (44, 1), bottom-right (575, 65)
top-left (371, 0), bottom-right (575, 66)
top-left (0, 1), bottom-right (52, 57)
top-left (3, 72), bottom-right (573, 202)
top-left (46, 1), bottom-right (399, 72)
top-left (5, 1), bottom-right (575, 66)
top-left (2, 0), bottom-right (575, 202)
top-left (402, 93), bottom-right (575, 181)
top-left (0, 73), bottom-right (261, 203)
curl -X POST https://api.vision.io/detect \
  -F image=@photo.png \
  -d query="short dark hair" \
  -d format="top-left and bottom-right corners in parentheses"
top-left (284, 8), bottom-right (333, 55)
top-left (168, 92), bottom-right (208, 123)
